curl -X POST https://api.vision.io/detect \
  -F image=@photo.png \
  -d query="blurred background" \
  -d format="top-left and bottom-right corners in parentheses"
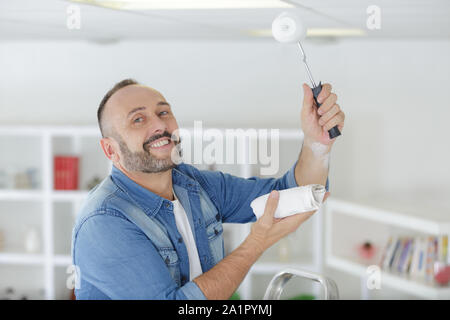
top-left (0, 0), bottom-right (449, 300)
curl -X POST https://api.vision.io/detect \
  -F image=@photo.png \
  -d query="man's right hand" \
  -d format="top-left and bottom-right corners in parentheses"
top-left (249, 190), bottom-right (330, 253)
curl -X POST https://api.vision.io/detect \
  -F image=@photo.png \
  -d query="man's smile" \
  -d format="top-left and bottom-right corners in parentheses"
top-left (148, 137), bottom-right (172, 150)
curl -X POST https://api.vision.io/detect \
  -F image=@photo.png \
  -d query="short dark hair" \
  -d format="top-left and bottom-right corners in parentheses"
top-left (97, 78), bottom-right (139, 137)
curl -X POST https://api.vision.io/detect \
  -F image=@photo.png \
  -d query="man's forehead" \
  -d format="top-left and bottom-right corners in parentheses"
top-left (107, 84), bottom-right (166, 113)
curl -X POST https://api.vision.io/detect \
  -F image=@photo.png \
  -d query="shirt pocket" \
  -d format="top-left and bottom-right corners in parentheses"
top-left (205, 219), bottom-right (224, 263)
top-left (158, 248), bottom-right (181, 287)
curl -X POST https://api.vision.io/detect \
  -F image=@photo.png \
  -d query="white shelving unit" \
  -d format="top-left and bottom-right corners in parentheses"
top-left (0, 126), bottom-right (109, 299)
top-left (324, 197), bottom-right (450, 299)
top-left (0, 125), bottom-right (322, 300)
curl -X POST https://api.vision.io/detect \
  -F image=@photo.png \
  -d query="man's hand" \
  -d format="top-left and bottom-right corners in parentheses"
top-left (249, 190), bottom-right (330, 253)
top-left (300, 83), bottom-right (345, 146)
top-left (193, 190), bottom-right (330, 299)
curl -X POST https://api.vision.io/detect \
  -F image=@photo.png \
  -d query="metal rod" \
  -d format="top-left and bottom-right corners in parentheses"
top-left (297, 42), bottom-right (316, 88)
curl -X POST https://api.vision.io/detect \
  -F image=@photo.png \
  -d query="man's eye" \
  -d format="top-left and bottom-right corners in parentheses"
top-left (159, 111), bottom-right (169, 116)
top-left (134, 117), bottom-right (144, 123)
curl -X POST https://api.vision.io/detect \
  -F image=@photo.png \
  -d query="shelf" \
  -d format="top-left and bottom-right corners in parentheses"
top-left (0, 190), bottom-right (90, 202)
top-left (0, 253), bottom-right (44, 265)
top-left (0, 253), bottom-right (71, 269)
top-left (252, 261), bottom-right (316, 274)
top-left (0, 190), bottom-right (43, 201)
top-left (51, 190), bottom-right (89, 202)
top-left (327, 255), bottom-right (450, 299)
top-left (54, 255), bottom-right (72, 266)
top-left (326, 198), bottom-right (450, 235)
top-left (0, 126), bottom-right (100, 137)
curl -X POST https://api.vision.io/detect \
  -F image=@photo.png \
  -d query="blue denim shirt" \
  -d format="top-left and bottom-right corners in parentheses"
top-left (71, 162), bottom-right (328, 300)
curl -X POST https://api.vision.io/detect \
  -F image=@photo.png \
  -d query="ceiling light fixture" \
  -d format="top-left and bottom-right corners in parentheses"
top-left (71, 0), bottom-right (294, 10)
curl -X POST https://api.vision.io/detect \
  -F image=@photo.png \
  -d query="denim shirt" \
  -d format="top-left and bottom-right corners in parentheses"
top-left (71, 162), bottom-right (328, 300)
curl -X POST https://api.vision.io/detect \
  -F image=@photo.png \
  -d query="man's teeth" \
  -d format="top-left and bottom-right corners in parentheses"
top-left (150, 139), bottom-right (170, 148)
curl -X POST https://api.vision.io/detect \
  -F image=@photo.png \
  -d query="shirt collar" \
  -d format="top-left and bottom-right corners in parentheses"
top-left (110, 164), bottom-right (199, 217)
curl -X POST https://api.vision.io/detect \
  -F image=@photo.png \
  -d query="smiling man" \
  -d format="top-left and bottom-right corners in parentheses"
top-left (71, 78), bottom-right (345, 300)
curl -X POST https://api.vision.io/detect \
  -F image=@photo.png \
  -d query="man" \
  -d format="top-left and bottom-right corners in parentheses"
top-left (71, 79), bottom-right (345, 300)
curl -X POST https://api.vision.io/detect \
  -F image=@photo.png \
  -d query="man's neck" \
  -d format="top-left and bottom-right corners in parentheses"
top-left (115, 163), bottom-right (174, 201)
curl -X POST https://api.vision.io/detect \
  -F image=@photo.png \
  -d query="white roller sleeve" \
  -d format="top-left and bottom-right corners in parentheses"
top-left (250, 184), bottom-right (326, 220)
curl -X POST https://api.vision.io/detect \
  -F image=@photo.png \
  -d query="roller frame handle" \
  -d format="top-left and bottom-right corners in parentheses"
top-left (312, 82), bottom-right (341, 139)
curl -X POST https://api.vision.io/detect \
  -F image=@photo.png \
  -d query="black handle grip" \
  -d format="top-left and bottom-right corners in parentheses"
top-left (312, 82), bottom-right (341, 139)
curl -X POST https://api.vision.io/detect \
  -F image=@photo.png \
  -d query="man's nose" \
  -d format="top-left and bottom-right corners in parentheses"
top-left (149, 114), bottom-right (168, 136)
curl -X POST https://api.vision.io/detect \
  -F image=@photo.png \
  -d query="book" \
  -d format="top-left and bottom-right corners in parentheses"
top-left (391, 237), bottom-right (406, 272)
top-left (403, 238), bottom-right (415, 275)
top-left (409, 237), bottom-right (421, 278)
top-left (54, 156), bottom-right (79, 190)
top-left (398, 238), bottom-right (413, 274)
top-left (438, 235), bottom-right (448, 263)
top-left (379, 236), bottom-right (393, 269)
top-left (382, 236), bottom-right (398, 270)
top-left (424, 236), bottom-right (436, 283)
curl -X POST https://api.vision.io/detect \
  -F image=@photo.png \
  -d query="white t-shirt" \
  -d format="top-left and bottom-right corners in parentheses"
top-left (171, 192), bottom-right (203, 281)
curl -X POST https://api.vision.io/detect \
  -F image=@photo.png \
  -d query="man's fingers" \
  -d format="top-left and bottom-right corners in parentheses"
top-left (318, 103), bottom-right (340, 126)
top-left (260, 190), bottom-right (279, 223)
top-left (317, 83), bottom-right (332, 104)
top-left (323, 111), bottom-right (345, 132)
top-left (317, 94), bottom-right (337, 116)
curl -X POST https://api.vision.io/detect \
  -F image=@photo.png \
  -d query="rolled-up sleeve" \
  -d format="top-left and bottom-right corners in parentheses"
top-left (178, 281), bottom-right (206, 300)
top-left (73, 213), bottom-right (206, 300)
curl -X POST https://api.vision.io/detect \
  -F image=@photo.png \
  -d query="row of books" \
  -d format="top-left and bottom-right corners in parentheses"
top-left (379, 235), bottom-right (448, 283)
top-left (54, 156), bottom-right (79, 190)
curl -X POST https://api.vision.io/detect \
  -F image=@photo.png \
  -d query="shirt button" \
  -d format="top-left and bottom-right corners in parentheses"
top-left (165, 202), bottom-right (170, 208)
top-left (181, 275), bottom-right (187, 282)
top-left (214, 228), bottom-right (219, 236)
top-left (215, 213), bottom-right (220, 221)
top-left (178, 237), bottom-right (183, 243)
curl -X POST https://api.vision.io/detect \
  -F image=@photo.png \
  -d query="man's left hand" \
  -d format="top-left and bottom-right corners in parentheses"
top-left (300, 83), bottom-right (345, 146)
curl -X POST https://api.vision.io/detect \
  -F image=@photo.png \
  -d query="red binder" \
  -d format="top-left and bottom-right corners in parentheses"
top-left (54, 156), bottom-right (79, 190)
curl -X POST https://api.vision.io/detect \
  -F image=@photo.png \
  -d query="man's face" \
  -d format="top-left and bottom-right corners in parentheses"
top-left (103, 85), bottom-right (180, 173)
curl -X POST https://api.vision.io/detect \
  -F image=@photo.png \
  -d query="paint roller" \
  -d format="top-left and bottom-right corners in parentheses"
top-left (272, 12), bottom-right (341, 139)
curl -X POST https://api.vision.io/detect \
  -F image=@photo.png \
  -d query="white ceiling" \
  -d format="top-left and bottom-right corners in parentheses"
top-left (0, 0), bottom-right (449, 41)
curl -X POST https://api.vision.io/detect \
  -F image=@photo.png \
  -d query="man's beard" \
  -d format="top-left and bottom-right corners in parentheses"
top-left (116, 131), bottom-right (182, 174)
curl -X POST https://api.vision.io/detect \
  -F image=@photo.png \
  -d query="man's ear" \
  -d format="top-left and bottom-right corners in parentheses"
top-left (100, 137), bottom-right (120, 163)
